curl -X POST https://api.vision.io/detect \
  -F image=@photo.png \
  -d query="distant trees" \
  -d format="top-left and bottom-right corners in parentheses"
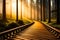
top-left (10, 0), bottom-right (12, 19)
top-left (33, 0), bottom-right (35, 20)
top-left (30, 0), bottom-right (32, 19)
top-left (36, 0), bottom-right (39, 21)
top-left (40, 0), bottom-right (46, 21)
top-left (20, 0), bottom-right (22, 19)
top-left (3, 0), bottom-right (6, 21)
top-left (40, 0), bottom-right (51, 22)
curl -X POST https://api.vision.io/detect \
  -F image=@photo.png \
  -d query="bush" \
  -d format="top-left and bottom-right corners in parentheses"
top-left (0, 22), bottom-right (5, 27)
top-left (17, 20), bottom-right (24, 26)
top-left (6, 22), bottom-right (19, 30)
top-left (0, 22), bottom-right (6, 32)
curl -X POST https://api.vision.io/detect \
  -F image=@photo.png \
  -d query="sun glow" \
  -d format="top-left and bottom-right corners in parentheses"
top-left (12, 0), bottom-right (21, 19)
top-left (51, 0), bottom-right (53, 7)
top-left (12, 1), bottom-right (16, 10)
top-left (28, 0), bottom-right (30, 4)
top-left (33, 0), bottom-right (36, 4)
top-left (6, 0), bottom-right (26, 19)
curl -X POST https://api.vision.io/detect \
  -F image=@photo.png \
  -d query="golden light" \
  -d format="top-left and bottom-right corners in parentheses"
top-left (33, 0), bottom-right (36, 4)
top-left (12, 2), bottom-right (16, 10)
top-left (51, 0), bottom-right (53, 7)
top-left (20, 2), bottom-right (25, 18)
top-left (27, 0), bottom-right (31, 7)
top-left (6, 0), bottom-right (28, 19)
top-left (12, 0), bottom-right (16, 19)
top-left (12, 0), bottom-right (21, 19)
top-left (28, 0), bottom-right (30, 4)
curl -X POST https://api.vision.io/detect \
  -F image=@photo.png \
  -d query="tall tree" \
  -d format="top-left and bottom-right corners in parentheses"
top-left (3, 0), bottom-right (6, 21)
top-left (42, 0), bottom-right (46, 21)
top-left (27, 0), bottom-right (28, 18)
top-left (16, 0), bottom-right (18, 21)
top-left (56, 0), bottom-right (60, 24)
top-left (30, 0), bottom-right (32, 19)
top-left (10, 0), bottom-right (12, 19)
top-left (33, 1), bottom-right (35, 20)
top-left (48, 0), bottom-right (51, 23)
top-left (40, 0), bottom-right (42, 21)
top-left (37, 0), bottom-right (39, 21)
top-left (32, 0), bottom-right (35, 20)
top-left (20, 0), bottom-right (22, 19)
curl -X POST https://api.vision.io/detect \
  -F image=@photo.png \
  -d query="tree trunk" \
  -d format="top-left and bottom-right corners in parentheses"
top-left (37, 0), bottom-right (39, 21)
top-left (48, 0), bottom-right (51, 23)
top-left (34, 4), bottom-right (35, 20)
top-left (21, 0), bottom-right (22, 19)
top-left (56, 0), bottom-right (60, 24)
top-left (30, 0), bottom-right (32, 19)
top-left (3, 0), bottom-right (6, 21)
top-left (40, 0), bottom-right (42, 21)
top-left (16, 0), bottom-right (18, 21)
top-left (42, 0), bottom-right (46, 21)
top-left (10, 0), bottom-right (12, 19)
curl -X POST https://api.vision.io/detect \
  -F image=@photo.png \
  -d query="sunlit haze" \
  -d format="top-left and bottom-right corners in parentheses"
top-left (0, 0), bottom-right (37, 19)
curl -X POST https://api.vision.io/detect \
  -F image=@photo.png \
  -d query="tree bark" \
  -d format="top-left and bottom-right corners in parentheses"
top-left (56, 0), bottom-right (60, 24)
top-left (42, 0), bottom-right (46, 21)
top-left (3, 0), bottom-right (6, 21)
top-left (40, 0), bottom-right (42, 21)
top-left (48, 0), bottom-right (51, 23)
top-left (30, 0), bottom-right (32, 19)
top-left (21, 0), bottom-right (22, 19)
top-left (16, 0), bottom-right (18, 21)
top-left (10, 0), bottom-right (12, 19)
top-left (37, 0), bottom-right (39, 21)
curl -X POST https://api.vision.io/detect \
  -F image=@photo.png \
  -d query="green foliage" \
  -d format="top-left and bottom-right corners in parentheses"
top-left (50, 23), bottom-right (60, 29)
top-left (6, 22), bottom-right (19, 30)
top-left (42, 21), bottom-right (60, 29)
top-left (17, 20), bottom-right (25, 26)
top-left (0, 19), bottom-right (31, 32)
top-left (0, 22), bottom-right (6, 32)
top-left (24, 21), bottom-right (30, 24)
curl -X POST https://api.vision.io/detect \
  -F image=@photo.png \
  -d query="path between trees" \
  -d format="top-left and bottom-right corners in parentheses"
top-left (11, 21), bottom-right (58, 40)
